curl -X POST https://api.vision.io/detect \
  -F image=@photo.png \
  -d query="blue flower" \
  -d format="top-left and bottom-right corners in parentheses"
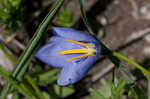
top-left (35, 27), bottom-right (101, 86)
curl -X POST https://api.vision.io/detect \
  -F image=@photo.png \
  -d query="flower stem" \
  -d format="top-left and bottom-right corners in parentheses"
top-left (78, 0), bottom-right (94, 35)
top-left (112, 52), bottom-right (150, 79)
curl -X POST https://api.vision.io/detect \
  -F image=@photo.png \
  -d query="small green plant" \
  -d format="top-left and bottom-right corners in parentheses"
top-left (57, 8), bottom-right (75, 27)
top-left (0, 0), bottom-right (25, 35)
top-left (89, 78), bottom-right (127, 99)
top-left (89, 78), bottom-right (146, 99)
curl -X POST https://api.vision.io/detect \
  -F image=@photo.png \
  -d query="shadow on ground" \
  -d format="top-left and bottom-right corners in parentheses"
top-left (74, 0), bottom-right (113, 34)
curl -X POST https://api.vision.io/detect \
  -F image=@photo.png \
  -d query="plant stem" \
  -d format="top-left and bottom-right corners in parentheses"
top-left (78, 0), bottom-right (94, 35)
top-left (112, 52), bottom-right (150, 78)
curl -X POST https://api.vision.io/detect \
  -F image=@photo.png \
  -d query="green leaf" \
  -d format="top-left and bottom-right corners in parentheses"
top-left (0, 43), bottom-right (16, 65)
top-left (12, 92), bottom-right (19, 99)
top-left (38, 69), bottom-right (59, 82)
top-left (25, 74), bottom-right (45, 99)
top-left (99, 79), bottom-right (111, 98)
top-left (2, 29), bottom-right (9, 36)
top-left (42, 92), bottom-right (51, 99)
top-left (110, 78), bottom-right (127, 99)
top-left (58, 8), bottom-right (75, 27)
top-left (53, 85), bottom-right (75, 98)
top-left (127, 84), bottom-right (146, 99)
top-left (116, 79), bottom-right (127, 94)
top-left (89, 88), bottom-right (106, 99)
top-left (0, 0), bottom-right (24, 33)
top-left (78, 0), bottom-right (94, 35)
top-left (36, 69), bottom-right (59, 85)
top-left (97, 29), bottom-right (105, 39)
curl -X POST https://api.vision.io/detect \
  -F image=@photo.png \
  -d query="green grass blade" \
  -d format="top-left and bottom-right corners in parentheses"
top-left (12, 92), bottom-right (19, 99)
top-left (119, 64), bottom-right (135, 83)
top-left (113, 52), bottom-right (150, 79)
top-left (17, 45), bottom-right (39, 81)
top-left (12, 0), bottom-right (64, 78)
top-left (78, 0), bottom-right (94, 35)
top-left (25, 74), bottom-right (45, 99)
top-left (19, 83), bottom-right (36, 99)
top-left (0, 43), bottom-right (17, 65)
top-left (0, 66), bottom-right (34, 99)
top-left (0, 0), bottom-right (65, 98)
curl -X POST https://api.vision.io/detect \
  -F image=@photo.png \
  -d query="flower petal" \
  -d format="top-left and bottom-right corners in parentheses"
top-left (57, 55), bottom-right (98, 86)
top-left (35, 37), bottom-right (87, 68)
top-left (52, 27), bottom-right (97, 42)
top-left (35, 42), bottom-right (62, 68)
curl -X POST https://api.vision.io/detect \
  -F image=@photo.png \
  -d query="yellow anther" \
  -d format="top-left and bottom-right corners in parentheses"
top-left (58, 49), bottom-right (88, 55)
top-left (66, 53), bottom-right (93, 62)
top-left (58, 39), bottom-right (96, 62)
top-left (66, 40), bottom-right (91, 48)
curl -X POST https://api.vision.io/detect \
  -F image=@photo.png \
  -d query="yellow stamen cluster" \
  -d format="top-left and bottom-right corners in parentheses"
top-left (58, 40), bottom-right (96, 62)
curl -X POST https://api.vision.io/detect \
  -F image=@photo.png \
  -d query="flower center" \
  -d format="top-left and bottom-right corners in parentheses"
top-left (58, 39), bottom-right (97, 62)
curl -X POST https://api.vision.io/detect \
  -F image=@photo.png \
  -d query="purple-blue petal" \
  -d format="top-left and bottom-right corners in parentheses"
top-left (52, 27), bottom-right (97, 42)
top-left (35, 37), bottom-right (88, 68)
top-left (35, 42), bottom-right (64, 68)
top-left (57, 55), bottom-right (98, 86)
